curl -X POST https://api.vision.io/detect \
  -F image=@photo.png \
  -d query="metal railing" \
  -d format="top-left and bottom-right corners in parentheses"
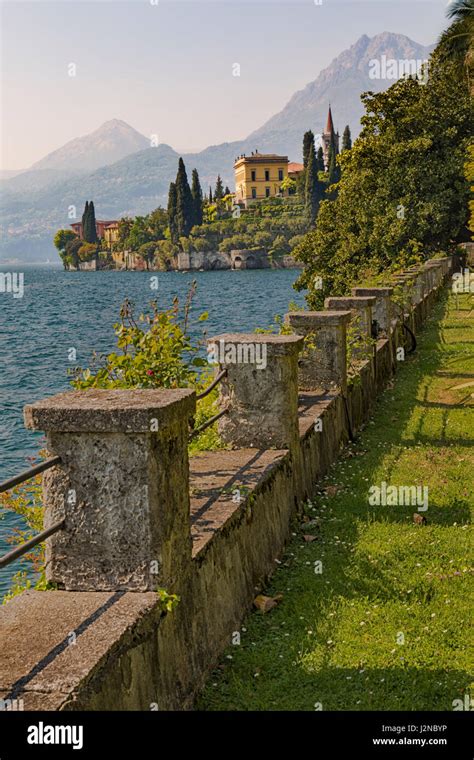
top-left (0, 370), bottom-right (230, 570)
top-left (0, 456), bottom-right (61, 494)
top-left (195, 369), bottom-right (227, 400)
top-left (0, 457), bottom-right (63, 569)
top-left (190, 369), bottom-right (229, 439)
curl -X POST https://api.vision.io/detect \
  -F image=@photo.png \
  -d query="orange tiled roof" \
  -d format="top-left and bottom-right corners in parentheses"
top-left (288, 162), bottom-right (304, 173)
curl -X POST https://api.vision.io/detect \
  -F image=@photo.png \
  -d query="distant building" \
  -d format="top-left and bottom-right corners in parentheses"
top-left (288, 162), bottom-right (304, 180)
top-left (70, 219), bottom-right (119, 242)
top-left (321, 105), bottom-right (339, 171)
top-left (234, 151), bottom-right (289, 206)
top-left (103, 222), bottom-right (119, 248)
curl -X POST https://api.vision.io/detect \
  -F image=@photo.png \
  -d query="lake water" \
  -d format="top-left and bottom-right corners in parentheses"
top-left (0, 265), bottom-right (306, 596)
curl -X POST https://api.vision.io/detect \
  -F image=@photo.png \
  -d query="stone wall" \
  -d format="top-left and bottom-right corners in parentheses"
top-left (0, 256), bottom-right (454, 711)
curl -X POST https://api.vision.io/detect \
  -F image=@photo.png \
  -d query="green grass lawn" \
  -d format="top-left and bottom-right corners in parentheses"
top-left (197, 291), bottom-right (474, 711)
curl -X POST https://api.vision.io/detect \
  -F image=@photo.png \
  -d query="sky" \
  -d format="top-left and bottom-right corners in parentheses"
top-left (1, 0), bottom-right (450, 170)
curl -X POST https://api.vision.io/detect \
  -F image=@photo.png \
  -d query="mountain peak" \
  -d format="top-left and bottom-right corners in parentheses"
top-left (249, 30), bottom-right (434, 154)
top-left (29, 119), bottom-right (149, 173)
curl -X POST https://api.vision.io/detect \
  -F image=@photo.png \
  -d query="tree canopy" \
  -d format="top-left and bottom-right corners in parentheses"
top-left (294, 47), bottom-right (471, 307)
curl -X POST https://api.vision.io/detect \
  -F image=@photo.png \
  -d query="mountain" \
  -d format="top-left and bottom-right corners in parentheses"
top-left (247, 31), bottom-right (434, 160)
top-left (0, 33), bottom-right (434, 262)
top-left (29, 119), bottom-right (150, 174)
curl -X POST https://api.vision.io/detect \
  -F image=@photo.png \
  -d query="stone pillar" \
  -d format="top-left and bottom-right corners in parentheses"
top-left (324, 296), bottom-right (376, 360)
top-left (207, 333), bottom-right (303, 449)
top-left (284, 310), bottom-right (351, 393)
top-left (351, 287), bottom-right (393, 336)
top-left (24, 388), bottom-right (196, 592)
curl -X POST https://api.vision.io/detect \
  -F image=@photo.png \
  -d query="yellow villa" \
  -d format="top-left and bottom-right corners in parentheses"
top-left (234, 151), bottom-right (289, 206)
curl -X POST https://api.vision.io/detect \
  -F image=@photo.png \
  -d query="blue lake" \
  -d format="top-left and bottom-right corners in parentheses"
top-left (0, 265), bottom-right (306, 596)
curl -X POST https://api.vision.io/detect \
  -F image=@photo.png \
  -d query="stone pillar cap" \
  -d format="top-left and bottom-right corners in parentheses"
top-left (286, 310), bottom-right (352, 325)
top-left (24, 389), bottom-right (196, 433)
top-left (325, 296), bottom-right (376, 307)
top-left (352, 287), bottom-right (394, 296)
top-left (208, 333), bottom-right (303, 355)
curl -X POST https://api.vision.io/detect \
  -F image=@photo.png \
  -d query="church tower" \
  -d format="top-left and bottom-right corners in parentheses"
top-left (322, 105), bottom-right (339, 171)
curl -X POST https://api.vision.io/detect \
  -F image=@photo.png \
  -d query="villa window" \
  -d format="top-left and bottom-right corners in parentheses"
top-left (265, 187), bottom-right (270, 198)
top-left (278, 169), bottom-right (283, 181)
top-left (251, 187), bottom-right (257, 199)
top-left (251, 170), bottom-right (256, 181)
top-left (265, 169), bottom-right (270, 181)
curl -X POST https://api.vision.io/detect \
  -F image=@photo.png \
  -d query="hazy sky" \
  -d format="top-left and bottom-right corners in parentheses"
top-left (1, 0), bottom-right (449, 170)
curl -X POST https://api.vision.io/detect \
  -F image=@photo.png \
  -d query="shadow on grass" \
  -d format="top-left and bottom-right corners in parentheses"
top-left (197, 292), bottom-right (473, 711)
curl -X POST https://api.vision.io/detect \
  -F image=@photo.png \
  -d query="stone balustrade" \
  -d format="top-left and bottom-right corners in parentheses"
top-left (324, 296), bottom-right (376, 360)
top-left (0, 255), bottom-right (455, 711)
top-left (351, 287), bottom-right (393, 336)
top-left (284, 310), bottom-right (351, 393)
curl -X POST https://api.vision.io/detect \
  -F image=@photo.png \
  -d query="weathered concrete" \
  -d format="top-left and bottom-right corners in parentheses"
top-left (284, 310), bottom-right (351, 393)
top-left (351, 287), bottom-right (393, 336)
top-left (325, 296), bottom-right (376, 360)
top-left (208, 333), bottom-right (303, 450)
top-left (24, 389), bottom-right (196, 591)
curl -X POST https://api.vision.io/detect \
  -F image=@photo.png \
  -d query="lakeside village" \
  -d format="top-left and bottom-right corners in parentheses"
top-left (54, 108), bottom-right (351, 272)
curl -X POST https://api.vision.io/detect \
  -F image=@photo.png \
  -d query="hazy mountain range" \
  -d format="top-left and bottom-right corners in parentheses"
top-left (0, 32), bottom-right (433, 262)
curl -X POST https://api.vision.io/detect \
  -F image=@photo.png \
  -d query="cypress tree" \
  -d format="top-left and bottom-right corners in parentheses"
top-left (303, 130), bottom-right (315, 169)
top-left (305, 143), bottom-right (320, 223)
top-left (342, 125), bottom-right (352, 151)
top-left (317, 146), bottom-right (325, 173)
top-left (214, 175), bottom-right (224, 201)
top-left (81, 201), bottom-right (89, 238)
top-left (327, 144), bottom-right (341, 198)
top-left (167, 182), bottom-right (179, 243)
top-left (86, 201), bottom-right (98, 243)
top-left (224, 186), bottom-right (231, 196)
top-left (191, 169), bottom-right (203, 227)
top-left (175, 158), bottom-right (194, 238)
top-left (209, 187), bottom-right (213, 203)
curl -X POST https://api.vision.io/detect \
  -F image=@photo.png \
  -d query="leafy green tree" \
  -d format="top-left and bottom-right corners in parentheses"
top-left (148, 207), bottom-right (168, 240)
top-left (65, 237), bottom-right (83, 268)
top-left (127, 216), bottom-right (153, 250)
top-left (214, 175), bottom-right (224, 201)
top-left (78, 242), bottom-right (98, 262)
top-left (167, 182), bottom-right (179, 243)
top-left (175, 158), bottom-right (194, 237)
top-left (438, 0), bottom-right (473, 86)
top-left (138, 241), bottom-right (157, 269)
top-left (54, 229), bottom-right (77, 253)
top-left (118, 217), bottom-right (134, 247)
top-left (342, 125), bottom-right (352, 151)
top-left (294, 49), bottom-right (471, 307)
top-left (224, 186), bottom-right (231, 197)
top-left (327, 144), bottom-right (341, 195)
top-left (191, 169), bottom-right (203, 226)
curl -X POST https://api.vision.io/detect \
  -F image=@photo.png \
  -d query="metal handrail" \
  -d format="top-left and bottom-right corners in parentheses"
top-left (0, 457), bottom-right (64, 568)
top-left (195, 369), bottom-right (227, 401)
top-left (189, 408), bottom-right (229, 440)
top-left (0, 456), bottom-right (61, 494)
top-left (0, 519), bottom-right (65, 569)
